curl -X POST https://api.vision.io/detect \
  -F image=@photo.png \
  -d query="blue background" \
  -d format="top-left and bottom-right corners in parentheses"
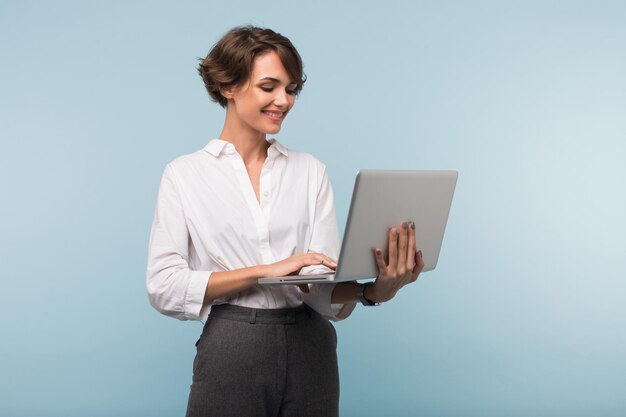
top-left (1, 1), bottom-right (625, 416)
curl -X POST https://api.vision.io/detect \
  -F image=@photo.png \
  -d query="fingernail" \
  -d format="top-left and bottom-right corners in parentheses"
top-left (402, 222), bottom-right (407, 230)
top-left (375, 248), bottom-right (382, 255)
top-left (418, 250), bottom-right (423, 257)
top-left (411, 221), bottom-right (415, 230)
top-left (391, 228), bottom-right (397, 236)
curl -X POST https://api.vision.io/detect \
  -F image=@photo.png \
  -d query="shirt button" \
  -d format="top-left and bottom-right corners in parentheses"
top-left (263, 191), bottom-right (269, 197)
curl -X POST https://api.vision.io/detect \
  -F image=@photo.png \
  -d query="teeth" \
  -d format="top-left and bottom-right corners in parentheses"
top-left (264, 111), bottom-right (283, 118)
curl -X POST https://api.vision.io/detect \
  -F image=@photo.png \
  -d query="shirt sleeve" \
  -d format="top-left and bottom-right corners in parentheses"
top-left (300, 163), bottom-right (356, 321)
top-left (146, 164), bottom-right (211, 321)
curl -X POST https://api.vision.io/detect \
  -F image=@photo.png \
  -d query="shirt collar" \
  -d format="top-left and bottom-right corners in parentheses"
top-left (203, 138), bottom-right (289, 158)
top-left (203, 139), bottom-right (233, 157)
top-left (267, 138), bottom-right (289, 157)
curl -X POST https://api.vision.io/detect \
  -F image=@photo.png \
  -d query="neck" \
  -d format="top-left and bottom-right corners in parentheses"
top-left (219, 107), bottom-right (269, 165)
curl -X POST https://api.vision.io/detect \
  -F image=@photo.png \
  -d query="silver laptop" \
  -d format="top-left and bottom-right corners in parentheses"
top-left (258, 170), bottom-right (458, 285)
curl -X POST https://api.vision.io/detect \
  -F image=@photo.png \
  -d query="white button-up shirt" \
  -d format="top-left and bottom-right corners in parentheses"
top-left (146, 139), bottom-right (356, 322)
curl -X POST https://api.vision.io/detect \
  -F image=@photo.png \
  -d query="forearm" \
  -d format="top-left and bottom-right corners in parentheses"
top-left (203, 265), bottom-right (266, 305)
top-left (331, 281), bottom-right (360, 304)
top-left (207, 268), bottom-right (361, 311)
top-left (331, 281), bottom-right (382, 304)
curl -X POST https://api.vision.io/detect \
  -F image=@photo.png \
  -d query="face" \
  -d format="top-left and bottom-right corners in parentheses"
top-left (222, 51), bottom-right (298, 136)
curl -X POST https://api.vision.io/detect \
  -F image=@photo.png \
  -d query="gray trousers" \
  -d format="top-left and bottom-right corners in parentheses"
top-left (185, 304), bottom-right (339, 417)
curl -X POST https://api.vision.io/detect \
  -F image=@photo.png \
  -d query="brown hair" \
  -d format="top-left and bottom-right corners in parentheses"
top-left (198, 26), bottom-right (306, 108)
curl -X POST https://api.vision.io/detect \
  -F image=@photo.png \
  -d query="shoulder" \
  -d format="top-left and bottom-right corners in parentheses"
top-left (162, 146), bottom-right (214, 181)
top-left (275, 140), bottom-right (327, 174)
top-left (288, 149), bottom-right (326, 169)
top-left (167, 149), bottom-right (209, 170)
top-left (279, 145), bottom-right (332, 193)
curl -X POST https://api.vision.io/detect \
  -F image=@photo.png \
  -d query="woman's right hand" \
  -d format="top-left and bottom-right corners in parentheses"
top-left (204, 253), bottom-right (336, 305)
top-left (261, 253), bottom-right (337, 278)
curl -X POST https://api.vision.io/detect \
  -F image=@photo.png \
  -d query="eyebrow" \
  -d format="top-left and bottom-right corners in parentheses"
top-left (258, 77), bottom-right (297, 85)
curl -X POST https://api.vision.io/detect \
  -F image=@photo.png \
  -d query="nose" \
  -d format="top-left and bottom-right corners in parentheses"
top-left (273, 88), bottom-right (289, 108)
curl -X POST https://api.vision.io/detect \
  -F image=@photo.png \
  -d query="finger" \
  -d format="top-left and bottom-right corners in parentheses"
top-left (407, 221), bottom-right (416, 270)
top-left (397, 222), bottom-right (408, 275)
top-left (410, 250), bottom-right (425, 282)
top-left (315, 253), bottom-right (338, 270)
top-left (388, 227), bottom-right (398, 272)
top-left (322, 260), bottom-right (337, 270)
top-left (306, 253), bottom-right (326, 265)
top-left (417, 250), bottom-right (425, 271)
top-left (322, 254), bottom-right (338, 270)
top-left (373, 247), bottom-right (387, 274)
top-left (306, 253), bottom-right (337, 270)
top-left (297, 284), bottom-right (310, 293)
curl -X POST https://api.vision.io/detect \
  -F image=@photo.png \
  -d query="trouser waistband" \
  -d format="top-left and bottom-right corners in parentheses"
top-left (209, 303), bottom-right (313, 324)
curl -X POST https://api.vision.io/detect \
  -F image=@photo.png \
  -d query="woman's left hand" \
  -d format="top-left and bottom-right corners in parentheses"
top-left (367, 221), bottom-right (424, 303)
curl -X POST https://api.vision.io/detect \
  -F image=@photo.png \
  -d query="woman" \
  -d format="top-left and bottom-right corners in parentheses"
top-left (146, 25), bottom-right (424, 417)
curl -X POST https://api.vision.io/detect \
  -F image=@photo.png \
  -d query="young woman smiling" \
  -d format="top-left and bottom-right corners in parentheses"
top-left (146, 26), bottom-right (424, 417)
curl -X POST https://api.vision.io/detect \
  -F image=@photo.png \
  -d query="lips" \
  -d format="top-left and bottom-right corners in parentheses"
top-left (262, 110), bottom-right (285, 121)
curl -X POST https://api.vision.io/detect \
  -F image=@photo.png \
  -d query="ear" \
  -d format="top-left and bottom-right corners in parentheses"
top-left (220, 85), bottom-right (237, 100)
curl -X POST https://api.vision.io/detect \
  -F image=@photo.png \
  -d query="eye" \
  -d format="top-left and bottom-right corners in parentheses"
top-left (260, 86), bottom-right (274, 92)
top-left (286, 88), bottom-right (297, 95)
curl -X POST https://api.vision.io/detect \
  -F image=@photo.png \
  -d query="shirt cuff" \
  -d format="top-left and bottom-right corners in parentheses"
top-left (302, 283), bottom-right (356, 321)
top-left (184, 270), bottom-right (212, 321)
top-left (331, 299), bottom-right (357, 321)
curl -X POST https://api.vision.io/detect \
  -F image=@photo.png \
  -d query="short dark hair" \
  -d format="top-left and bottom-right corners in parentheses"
top-left (198, 26), bottom-right (306, 108)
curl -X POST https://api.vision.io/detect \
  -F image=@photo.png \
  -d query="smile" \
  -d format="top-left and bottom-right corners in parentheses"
top-left (262, 110), bottom-right (284, 121)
